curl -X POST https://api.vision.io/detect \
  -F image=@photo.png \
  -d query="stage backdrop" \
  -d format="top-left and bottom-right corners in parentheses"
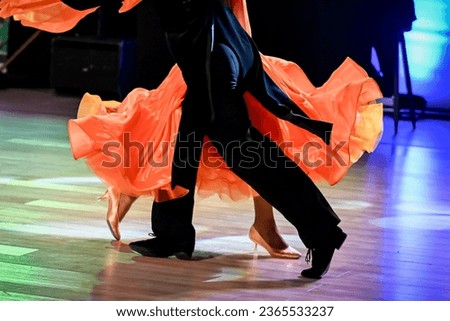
top-left (247, 0), bottom-right (449, 111)
top-left (403, 0), bottom-right (450, 109)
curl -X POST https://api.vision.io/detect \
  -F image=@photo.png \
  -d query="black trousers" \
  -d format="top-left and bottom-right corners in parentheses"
top-left (151, 42), bottom-right (341, 250)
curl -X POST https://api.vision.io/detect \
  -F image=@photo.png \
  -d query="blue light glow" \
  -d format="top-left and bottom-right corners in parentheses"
top-left (402, 0), bottom-right (450, 108)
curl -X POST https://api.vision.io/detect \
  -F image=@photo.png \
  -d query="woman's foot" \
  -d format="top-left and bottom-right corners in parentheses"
top-left (99, 187), bottom-right (137, 240)
top-left (249, 225), bottom-right (301, 259)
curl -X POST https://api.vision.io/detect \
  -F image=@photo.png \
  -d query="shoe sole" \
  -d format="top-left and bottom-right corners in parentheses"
top-left (300, 263), bottom-right (330, 279)
top-left (129, 244), bottom-right (170, 258)
top-left (106, 220), bottom-right (120, 241)
top-left (335, 230), bottom-right (347, 250)
top-left (174, 251), bottom-right (193, 260)
top-left (129, 244), bottom-right (192, 260)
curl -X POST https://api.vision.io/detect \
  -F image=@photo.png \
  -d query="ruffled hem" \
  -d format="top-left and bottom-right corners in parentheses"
top-left (67, 57), bottom-right (382, 201)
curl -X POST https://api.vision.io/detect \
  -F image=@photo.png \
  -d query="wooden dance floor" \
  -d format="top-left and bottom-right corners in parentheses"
top-left (1, 88), bottom-right (449, 301)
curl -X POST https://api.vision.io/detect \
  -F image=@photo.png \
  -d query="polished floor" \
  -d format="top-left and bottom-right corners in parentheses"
top-left (0, 87), bottom-right (449, 301)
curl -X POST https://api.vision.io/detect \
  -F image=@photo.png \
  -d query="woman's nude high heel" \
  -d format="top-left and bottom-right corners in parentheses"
top-left (249, 225), bottom-right (301, 259)
top-left (98, 187), bottom-right (137, 240)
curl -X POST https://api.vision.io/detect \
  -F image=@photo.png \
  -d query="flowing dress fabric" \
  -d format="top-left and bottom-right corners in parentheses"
top-left (68, 55), bottom-right (383, 202)
top-left (1, 0), bottom-right (383, 201)
top-left (0, 0), bottom-right (97, 32)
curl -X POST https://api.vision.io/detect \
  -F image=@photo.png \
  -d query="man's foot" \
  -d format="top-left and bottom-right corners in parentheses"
top-left (301, 227), bottom-right (347, 279)
top-left (129, 237), bottom-right (193, 260)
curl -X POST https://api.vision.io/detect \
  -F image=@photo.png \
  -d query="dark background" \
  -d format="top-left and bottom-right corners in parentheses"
top-left (3, 0), bottom-right (447, 115)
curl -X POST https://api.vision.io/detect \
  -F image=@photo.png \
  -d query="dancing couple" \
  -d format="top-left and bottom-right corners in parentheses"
top-left (0, 0), bottom-right (383, 278)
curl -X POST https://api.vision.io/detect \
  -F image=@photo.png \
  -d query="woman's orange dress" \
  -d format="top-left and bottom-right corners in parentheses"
top-left (1, 0), bottom-right (383, 201)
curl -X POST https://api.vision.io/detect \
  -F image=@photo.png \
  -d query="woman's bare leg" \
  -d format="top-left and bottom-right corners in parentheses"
top-left (251, 196), bottom-right (289, 250)
top-left (250, 196), bottom-right (301, 259)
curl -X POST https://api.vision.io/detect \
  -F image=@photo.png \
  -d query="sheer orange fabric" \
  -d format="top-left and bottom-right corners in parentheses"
top-left (1, 0), bottom-right (383, 201)
top-left (0, 0), bottom-right (248, 33)
top-left (228, 0), bottom-right (252, 35)
top-left (0, 0), bottom-right (97, 32)
top-left (119, 0), bottom-right (141, 13)
top-left (0, 0), bottom-right (140, 32)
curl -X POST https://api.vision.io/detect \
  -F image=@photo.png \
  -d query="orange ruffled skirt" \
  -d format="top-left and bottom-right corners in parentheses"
top-left (68, 55), bottom-right (383, 202)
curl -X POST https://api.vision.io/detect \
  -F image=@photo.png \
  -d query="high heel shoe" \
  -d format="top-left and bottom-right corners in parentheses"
top-left (98, 186), bottom-right (137, 240)
top-left (249, 225), bottom-right (301, 259)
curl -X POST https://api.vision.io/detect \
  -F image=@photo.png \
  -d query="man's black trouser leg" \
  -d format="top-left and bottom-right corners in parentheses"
top-left (150, 188), bottom-right (196, 254)
top-left (211, 128), bottom-right (341, 249)
top-left (208, 43), bottom-right (342, 249)
top-left (149, 95), bottom-right (206, 256)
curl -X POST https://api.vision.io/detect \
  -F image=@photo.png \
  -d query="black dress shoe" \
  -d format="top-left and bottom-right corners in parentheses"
top-left (301, 227), bottom-right (347, 279)
top-left (129, 237), bottom-right (193, 260)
